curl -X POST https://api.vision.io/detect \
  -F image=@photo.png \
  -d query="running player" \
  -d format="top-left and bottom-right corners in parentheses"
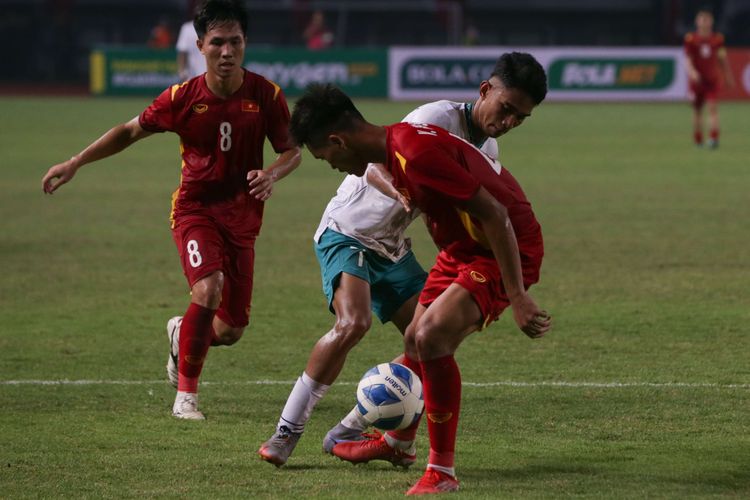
top-left (684, 8), bottom-right (735, 148)
top-left (257, 53), bottom-right (542, 468)
top-left (41, 0), bottom-right (300, 420)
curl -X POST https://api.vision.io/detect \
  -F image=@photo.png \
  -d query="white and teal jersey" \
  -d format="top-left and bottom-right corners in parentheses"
top-left (313, 100), bottom-right (500, 262)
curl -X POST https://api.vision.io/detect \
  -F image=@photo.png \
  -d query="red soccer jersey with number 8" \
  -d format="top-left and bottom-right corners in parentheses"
top-left (139, 69), bottom-right (292, 232)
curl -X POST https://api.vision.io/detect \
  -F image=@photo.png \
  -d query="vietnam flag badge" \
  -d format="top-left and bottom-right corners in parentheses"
top-left (241, 99), bottom-right (260, 112)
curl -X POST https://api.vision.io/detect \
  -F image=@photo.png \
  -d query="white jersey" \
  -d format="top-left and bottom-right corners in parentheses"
top-left (314, 100), bottom-right (500, 261)
top-left (176, 22), bottom-right (207, 79)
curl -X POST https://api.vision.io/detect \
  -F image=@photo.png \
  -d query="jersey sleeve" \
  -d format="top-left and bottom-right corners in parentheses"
top-left (402, 104), bottom-right (453, 130)
top-left (139, 86), bottom-right (175, 133)
top-left (683, 33), bottom-right (695, 56)
top-left (405, 146), bottom-right (480, 203)
top-left (261, 79), bottom-right (293, 153)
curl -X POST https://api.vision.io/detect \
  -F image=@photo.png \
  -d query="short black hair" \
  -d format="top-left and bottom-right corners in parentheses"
top-left (491, 52), bottom-right (548, 105)
top-left (290, 84), bottom-right (365, 148)
top-left (194, 0), bottom-right (248, 39)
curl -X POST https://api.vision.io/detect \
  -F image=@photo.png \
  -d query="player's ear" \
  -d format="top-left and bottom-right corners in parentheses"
top-left (479, 80), bottom-right (492, 98)
top-left (196, 38), bottom-right (204, 53)
top-left (329, 134), bottom-right (345, 148)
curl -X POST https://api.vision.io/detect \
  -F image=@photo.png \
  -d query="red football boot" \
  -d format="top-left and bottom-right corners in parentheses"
top-left (406, 469), bottom-right (459, 495)
top-left (331, 430), bottom-right (416, 468)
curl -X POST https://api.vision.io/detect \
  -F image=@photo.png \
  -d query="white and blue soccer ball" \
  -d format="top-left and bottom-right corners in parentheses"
top-left (356, 362), bottom-right (424, 431)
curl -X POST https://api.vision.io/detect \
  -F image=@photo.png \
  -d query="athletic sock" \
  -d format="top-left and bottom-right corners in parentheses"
top-left (694, 130), bottom-right (703, 145)
top-left (710, 128), bottom-right (719, 142)
top-left (386, 354), bottom-right (423, 443)
top-left (421, 354), bottom-right (461, 470)
top-left (177, 302), bottom-right (216, 393)
top-left (427, 464), bottom-right (456, 477)
top-left (340, 406), bottom-right (369, 432)
top-left (277, 372), bottom-right (330, 434)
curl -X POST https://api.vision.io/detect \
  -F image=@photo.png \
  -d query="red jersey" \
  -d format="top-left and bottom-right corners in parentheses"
top-left (684, 32), bottom-right (725, 83)
top-left (139, 69), bottom-right (292, 233)
top-left (385, 122), bottom-right (543, 277)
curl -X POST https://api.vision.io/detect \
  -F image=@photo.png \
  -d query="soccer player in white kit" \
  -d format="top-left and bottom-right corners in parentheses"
top-left (259, 52), bottom-right (541, 467)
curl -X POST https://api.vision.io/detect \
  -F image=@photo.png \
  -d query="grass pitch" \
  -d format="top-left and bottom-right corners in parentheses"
top-left (1, 96), bottom-right (749, 498)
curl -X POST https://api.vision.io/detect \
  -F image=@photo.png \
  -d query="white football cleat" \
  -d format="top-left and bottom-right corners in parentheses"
top-left (166, 316), bottom-right (182, 388)
top-left (172, 392), bottom-right (205, 420)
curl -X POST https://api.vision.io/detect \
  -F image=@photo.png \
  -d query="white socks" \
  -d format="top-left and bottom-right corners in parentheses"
top-left (277, 372), bottom-right (330, 434)
top-left (340, 406), bottom-right (369, 432)
top-left (428, 464), bottom-right (456, 478)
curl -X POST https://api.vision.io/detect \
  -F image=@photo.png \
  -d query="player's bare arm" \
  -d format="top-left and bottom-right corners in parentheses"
top-left (365, 163), bottom-right (412, 213)
top-left (685, 56), bottom-right (700, 83)
top-left (463, 187), bottom-right (551, 338)
top-left (42, 116), bottom-right (152, 194)
top-left (247, 146), bottom-right (302, 201)
top-left (717, 48), bottom-right (736, 88)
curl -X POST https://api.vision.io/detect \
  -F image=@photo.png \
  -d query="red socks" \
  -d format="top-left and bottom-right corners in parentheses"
top-left (694, 130), bottom-right (703, 145)
top-left (710, 128), bottom-right (719, 142)
top-left (387, 355), bottom-right (424, 442)
top-left (177, 303), bottom-right (216, 393)
top-left (422, 354), bottom-right (461, 469)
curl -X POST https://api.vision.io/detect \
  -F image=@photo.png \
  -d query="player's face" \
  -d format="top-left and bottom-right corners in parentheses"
top-left (475, 79), bottom-right (536, 138)
top-left (308, 137), bottom-right (368, 177)
top-left (198, 21), bottom-right (246, 79)
top-left (695, 12), bottom-right (713, 32)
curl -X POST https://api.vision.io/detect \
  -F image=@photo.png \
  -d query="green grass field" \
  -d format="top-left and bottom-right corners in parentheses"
top-left (1, 96), bottom-right (749, 499)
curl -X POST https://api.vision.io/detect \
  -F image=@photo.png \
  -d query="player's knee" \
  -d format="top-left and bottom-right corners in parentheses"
top-left (215, 327), bottom-right (244, 345)
top-left (412, 318), bottom-right (448, 359)
top-left (191, 272), bottom-right (224, 308)
top-left (333, 314), bottom-right (372, 347)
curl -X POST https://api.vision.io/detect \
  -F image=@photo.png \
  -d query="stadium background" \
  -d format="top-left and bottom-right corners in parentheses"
top-left (1, 1), bottom-right (749, 498)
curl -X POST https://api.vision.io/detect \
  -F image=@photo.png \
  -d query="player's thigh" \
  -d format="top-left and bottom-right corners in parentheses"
top-left (331, 273), bottom-right (373, 326)
top-left (314, 229), bottom-right (373, 315)
top-left (369, 250), bottom-right (427, 325)
top-left (414, 283), bottom-right (482, 357)
top-left (421, 252), bottom-right (508, 332)
top-left (215, 240), bottom-right (255, 328)
top-left (172, 216), bottom-right (225, 287)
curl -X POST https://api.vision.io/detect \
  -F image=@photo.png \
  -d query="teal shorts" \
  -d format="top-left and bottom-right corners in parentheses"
top-left (315, 228), bottom-right (427, 323)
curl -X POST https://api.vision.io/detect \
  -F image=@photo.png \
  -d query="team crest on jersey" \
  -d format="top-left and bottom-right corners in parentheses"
top-left (469, 270), bottom-right (487, 283)
top-left (192, 103), bottom-right (208, 114)
top-left (242, 99), bottom-right (260, 112)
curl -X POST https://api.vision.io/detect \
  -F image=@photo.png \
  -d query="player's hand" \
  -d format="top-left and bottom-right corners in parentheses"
top-left (247, 169), bottom-right (274, 201)
top-left (510, 292), bottom-right (551, 339)
top-left (689, 70), bottom-right (701, 83)
top-left (42, 159), bottom-right (78, 194)
top-left (395, 190), bottom-right (413, 213)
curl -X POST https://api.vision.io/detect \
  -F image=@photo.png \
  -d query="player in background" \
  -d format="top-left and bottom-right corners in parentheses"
top-left (257, 53), bottom-right (539, 468)
top-left (683, 8), bottom-right (735, 148)
top-left (176, 10), bottom-right (207, 81)
top-left (288, 82), bottom-right (551, 495)
top-left (41, 0), bottom-right (301, 420)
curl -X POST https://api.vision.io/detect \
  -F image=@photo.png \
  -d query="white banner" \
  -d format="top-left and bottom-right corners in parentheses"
top-left (389, 47), bottom-right (688, 101)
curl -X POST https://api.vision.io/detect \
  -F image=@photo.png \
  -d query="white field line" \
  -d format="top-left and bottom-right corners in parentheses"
top-left (1, 379), bottom-right (748, 389)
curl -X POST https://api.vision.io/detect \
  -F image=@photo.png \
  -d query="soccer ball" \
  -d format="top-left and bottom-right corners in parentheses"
top-left (356, 362), bottom-right (424, 431)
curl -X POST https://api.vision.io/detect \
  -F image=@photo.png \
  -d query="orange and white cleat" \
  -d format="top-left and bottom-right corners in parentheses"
top-left (406, 468), bottom-right (459, 495)
top-left (331, 430), bottom-right (416, 468)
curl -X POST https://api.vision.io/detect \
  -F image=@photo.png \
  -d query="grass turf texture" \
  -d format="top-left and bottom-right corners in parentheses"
top-left (1, 97), bottom-right (748, 498)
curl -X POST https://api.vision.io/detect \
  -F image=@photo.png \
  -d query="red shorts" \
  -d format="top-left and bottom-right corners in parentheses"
top-left (419, 249), bottom-right (542, 329)
top-left (689, 78), bottom-right (719, 109)
top-left (172, 214), bottom-right (257, 327)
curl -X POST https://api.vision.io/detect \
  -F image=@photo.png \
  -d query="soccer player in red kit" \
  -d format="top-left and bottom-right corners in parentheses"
top-left (684, 8), bottom-right (735, 148)
top-left (41, 0), bottom-right (301, 420)
top-left (288, 82), bottom-right (551, 495)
